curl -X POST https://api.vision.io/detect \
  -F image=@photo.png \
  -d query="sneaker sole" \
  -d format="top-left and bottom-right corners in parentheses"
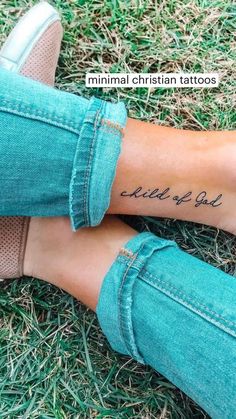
top-left (0, 1), bottom-right (60, 72)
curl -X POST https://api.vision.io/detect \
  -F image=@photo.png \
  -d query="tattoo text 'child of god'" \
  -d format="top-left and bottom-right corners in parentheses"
top-left (120, 187), bottom-right (223, 208)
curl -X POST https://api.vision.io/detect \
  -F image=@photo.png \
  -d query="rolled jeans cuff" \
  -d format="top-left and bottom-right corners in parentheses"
top-left (0, 68), bottom-right (127, 229)
top-left (96, 232), bottom-right (236, 418)
top-left (70, 96), bottom-right (127, 230)
top-left (96, 232), bottom-right (177, 361)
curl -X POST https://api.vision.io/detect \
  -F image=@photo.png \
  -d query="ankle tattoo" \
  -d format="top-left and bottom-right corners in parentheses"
top-left (121, 186), bottom-right (223, 209)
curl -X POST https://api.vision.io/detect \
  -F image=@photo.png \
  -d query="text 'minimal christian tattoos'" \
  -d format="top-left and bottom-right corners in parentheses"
top-left (120, 186), bottom-right (223, 208)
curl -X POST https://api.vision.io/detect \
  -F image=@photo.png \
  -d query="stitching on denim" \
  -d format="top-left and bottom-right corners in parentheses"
top-left (99, 125), bottom-right (122, 136)
top-left (118, 238), bottom-right (158, 266)
top-left (69, 134), bottom-right (82, 231)
top-left (118, 240), bottom-right (178, 270)
top-left (118, 248), bottom-right (236, 336)
top-left (101, 118), bottom-right (124, 133)
top-left (116, 238), bottom-right (163, 362)
top-left (69, 100), bottom-right (103, 229)
top-left (69, 105), bottom-right (89, 230)
top-left (82, 104), bottom-right (104, 226)
top-left (0, 96), bottom-right (80, 129)
top-left (119, 248), bottom-right (136, 259)
top-left (141, 270), bottom-right (236, 333)
top-left (117, 258), bottom-right (146, 272)
top-left (118, 256), bottom-right (144, 362)
top-left (83, 110), bottom-right (98, 226)
top-left (118, 260), bottom-right (133, 349)
top-left (0, 104), bottom-right (81, 135)
top-left (119, 239), bottom-right (148, 262)
top-left (116, 238), bottom-right (177, 361)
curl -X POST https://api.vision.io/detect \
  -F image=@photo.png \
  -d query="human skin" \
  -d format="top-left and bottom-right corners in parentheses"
top-left (24, 216), bottom-right (136, 311)
top-left (24, 115), bottom-right (236, 307)
top-left (109, 118), bottom-right (236, 235)
top-left (23, 124), bottom-right (235, 419)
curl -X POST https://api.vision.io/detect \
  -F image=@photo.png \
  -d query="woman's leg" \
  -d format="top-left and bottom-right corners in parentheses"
top-left (0, 68), bottom-right (126, 231)
top-left (24, 216), bottom-right (236, 418)
top-left (109, 118), bottom-right (236, 234)
top-left (0, 68), bottom-right (235, 233)
top-left (24, 216), bottom-right (136, 310)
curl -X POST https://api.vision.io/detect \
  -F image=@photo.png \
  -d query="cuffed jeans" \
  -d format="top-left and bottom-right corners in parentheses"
top-left (0, 68), bottom-right (127, 230)
top-left (97, 233), bottom-right (236, 418)
top-left (1, 68), bottom-right (235, 417)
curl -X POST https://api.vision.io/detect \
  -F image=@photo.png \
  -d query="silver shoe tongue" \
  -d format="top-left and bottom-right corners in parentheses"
top-left (0, 1), bottom-right (60, 73)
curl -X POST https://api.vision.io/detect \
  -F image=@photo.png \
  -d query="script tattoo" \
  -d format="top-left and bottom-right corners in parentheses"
top-left (195, 191), bottom-right (223, 208)
top-left (121, 187), bottom-right (223, 208)
top-left (121, 186), bottom-right (171, 200)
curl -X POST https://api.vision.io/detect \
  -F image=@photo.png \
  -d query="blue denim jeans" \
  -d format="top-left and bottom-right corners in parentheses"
top-left (0, 68), bottom-right (127, 230)
top-left (1, 67), bottom-right (235, 417)
top-left (97, 232), bottom-right (236, 418)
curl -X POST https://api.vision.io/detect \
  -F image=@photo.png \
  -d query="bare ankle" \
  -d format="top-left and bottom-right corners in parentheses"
top-left (24, 216), bottom-right (72, 278)
top-left (23, 215), bottom-right (136, 310)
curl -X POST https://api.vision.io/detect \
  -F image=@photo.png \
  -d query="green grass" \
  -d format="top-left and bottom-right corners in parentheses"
top-left (0, 0), bottom-right (236, 417)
